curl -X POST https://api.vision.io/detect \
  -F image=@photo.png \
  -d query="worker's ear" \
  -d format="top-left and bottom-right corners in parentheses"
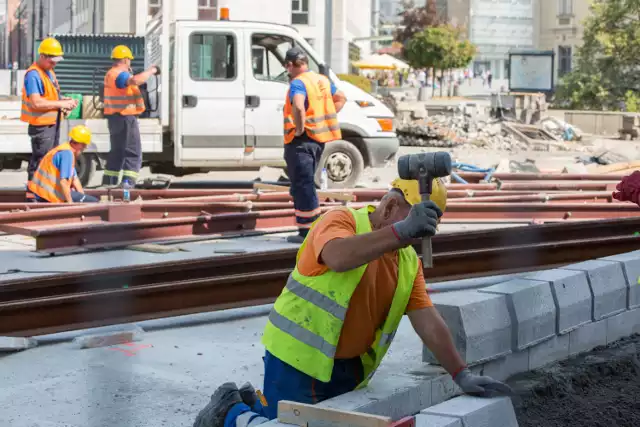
top-left (381, 197), bottom-right (398, 221)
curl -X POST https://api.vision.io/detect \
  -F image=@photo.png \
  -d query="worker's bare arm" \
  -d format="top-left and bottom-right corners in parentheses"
top-left (72, 176), bottom-right (84, 194)
top-left (59, 178), bottom-right (74, 203)
top-left (320, 227), bottom-right (406, 272)
top-left (29, 93), bottom-right (75, 110)
top-left (408, 307), bottom-right (466, 376)
top-left (127, 66), bottom-right (158, 86)
top-left (333, 91), bottom-right (346, 113)
top-left (292, 93), bottom-right (307, 136)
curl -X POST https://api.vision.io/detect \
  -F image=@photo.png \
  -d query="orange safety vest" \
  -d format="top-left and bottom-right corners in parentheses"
top-left (27, 143), bottom-right (75, 203)
top-left (20, 64), bottom-right (60, 126)
top-left (103, 66), bottom-right (145, 116)
top-left (283, 71), bottom-right (341, 144)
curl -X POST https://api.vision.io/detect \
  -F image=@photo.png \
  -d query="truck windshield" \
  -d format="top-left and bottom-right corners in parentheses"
top-left (251, 34), bottom-right (320, 83)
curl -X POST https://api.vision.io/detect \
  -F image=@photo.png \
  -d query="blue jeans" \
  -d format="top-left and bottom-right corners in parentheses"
top-left (225, 351), bottom-right (363, 427)
top-left (35, 191), bottom-right (99, 203)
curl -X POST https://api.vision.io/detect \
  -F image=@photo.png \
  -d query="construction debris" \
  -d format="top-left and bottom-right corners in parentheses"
top-left (0, 336), bottom-right (38, 352)
top-left (72, 327), bottom-right (144, 349)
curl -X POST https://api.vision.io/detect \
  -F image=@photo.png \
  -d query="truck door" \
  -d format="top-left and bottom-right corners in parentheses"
top-left (242, 32), bottom-right (295, 165)
top-left (174, 23), bottom-right (246, 166)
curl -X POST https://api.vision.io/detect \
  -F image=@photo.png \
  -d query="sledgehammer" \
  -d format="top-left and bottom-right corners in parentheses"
top-left (397, 152), bottom-right (452, 268)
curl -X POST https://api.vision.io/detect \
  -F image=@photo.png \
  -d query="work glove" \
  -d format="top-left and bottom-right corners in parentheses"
top-left (612, 171), bottom-right (640, 207)
top-left (454, 368), bottom-right (513, 398)
top-left (392, 200), bottom-right (442, 241)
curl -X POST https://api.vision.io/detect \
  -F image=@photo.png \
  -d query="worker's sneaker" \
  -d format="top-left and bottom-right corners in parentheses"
top-left (193, 382), bottom-right (243, 427)
top-left (286, 234), bottom-right (305, 244)
top-left (239, 382), bottom-right (258, 409)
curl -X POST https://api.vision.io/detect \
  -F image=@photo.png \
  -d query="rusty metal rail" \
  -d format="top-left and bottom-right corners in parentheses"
top-left (2, 217), bottom-right (640, 336)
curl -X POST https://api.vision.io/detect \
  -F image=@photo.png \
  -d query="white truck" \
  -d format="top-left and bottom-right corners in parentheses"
top-left (0, 4), bottom-right (399, 188)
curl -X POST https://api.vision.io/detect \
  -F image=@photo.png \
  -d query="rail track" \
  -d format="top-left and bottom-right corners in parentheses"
top-left (2, 217), bottom-right (640, 337)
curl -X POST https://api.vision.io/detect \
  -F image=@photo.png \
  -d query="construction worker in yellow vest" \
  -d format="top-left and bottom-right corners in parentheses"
top-left (282, 47), bottom-right (346, 244)
top-left (21, 37), bottom-right (78, 202)
top-left (193, 179), bottom-right (511, 427)
top-left (101, 45), bottom-right (158, 188)
top-left (27, 125), bottom-right (99, 204)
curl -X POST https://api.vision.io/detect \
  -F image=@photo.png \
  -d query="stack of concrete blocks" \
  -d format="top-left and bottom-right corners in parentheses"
top-left (424, 251), bottom-right (640, 382)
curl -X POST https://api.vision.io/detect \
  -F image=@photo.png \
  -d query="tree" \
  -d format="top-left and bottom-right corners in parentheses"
top-left (554, 0), bottom-right (640, 110)
top-left (394, 0), bottom-right (443, 47)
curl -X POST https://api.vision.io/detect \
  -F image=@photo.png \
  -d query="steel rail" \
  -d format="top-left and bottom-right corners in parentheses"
top-left (456, 172), bottom-right (626, 183)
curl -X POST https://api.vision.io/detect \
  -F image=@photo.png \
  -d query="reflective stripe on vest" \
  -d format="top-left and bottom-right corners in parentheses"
top-left (103, 66), bottom-right (145, 116)
top-left (20, 64), bottom-right (60, 126)
top-left (283, 71), bottom-right (342, 144)
top-left (261, 206), bottom-right (419, 385)
top-left (27, 143), bottom-right (75, 203)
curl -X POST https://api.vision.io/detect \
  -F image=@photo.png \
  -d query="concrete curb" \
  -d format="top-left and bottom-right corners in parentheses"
top-left (421, 396), bottom-right (519, 427)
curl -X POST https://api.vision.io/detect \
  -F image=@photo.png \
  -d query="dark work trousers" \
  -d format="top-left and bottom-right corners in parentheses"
top-left (35, 191), bottom-right (99, 203)
top-left (284, 135), bottom-right (325, 237)
top-left (26, 118), bottom-right (61, 202)
top-left (103, 114), bottom-right (142, 187)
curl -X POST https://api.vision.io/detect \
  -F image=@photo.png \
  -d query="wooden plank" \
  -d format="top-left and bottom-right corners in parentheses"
top-left (277, 400), bottom-right (392, 427)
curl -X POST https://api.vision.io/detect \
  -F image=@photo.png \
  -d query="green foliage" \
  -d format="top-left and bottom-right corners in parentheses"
top-left (337, 74), bottom-right (372, 93)
top-left (554, 0), bottom-right (640, 110)
top-left (625, 91), bottom-right (639, 112)
top-left (404, 25), bottom-right (475, 71)
top-left (394, 0), bottom-right (443, 47)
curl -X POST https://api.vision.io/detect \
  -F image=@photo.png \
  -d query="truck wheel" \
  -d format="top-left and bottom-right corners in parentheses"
top-left (316, 140), bottom-right (364, 189)
top-left (76, 153), bottom-right (97, 187)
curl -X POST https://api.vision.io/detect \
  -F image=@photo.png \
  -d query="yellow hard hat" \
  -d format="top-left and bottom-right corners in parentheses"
top-left (111, 45), bottom-right (134, 60)
top-left (38, 37), bottom-right (64, 57)
top-left (69, 125), bottom-right (92, 145)
top-left (391, 177), bottom-right (447, 213)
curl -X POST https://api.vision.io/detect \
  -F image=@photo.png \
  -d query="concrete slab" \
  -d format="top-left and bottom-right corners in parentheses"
top-left (415, 413), bottom-right (463, 427)
top-left (606, 308), bottom-right (640, 344)
top-left (569, 320), bottom-right (607, 356)
top-left (479, 279), bottom-right (556, 351)
top-left (424, 291), bottom-right (512, 366)
top-left (525, 269), bottom-right (592, 334)
top-left (602, 253), bottom-right (640, 309)
top-left (528, 334), bottom-right (570, 370)
top-left (562, 260), bottom-right (628, 320)
top-left (421, 396), bottom-right (519, 427)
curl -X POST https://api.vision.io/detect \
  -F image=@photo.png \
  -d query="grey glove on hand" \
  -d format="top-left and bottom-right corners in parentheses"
top-left (392, 200), bottom-right (443, 241)
top-left (454, 368), bottom-right (513, 397)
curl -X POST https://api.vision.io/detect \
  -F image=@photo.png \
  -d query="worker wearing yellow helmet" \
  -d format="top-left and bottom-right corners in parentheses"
top-left (21, 37), bottom-right (78, 202)
top-left (193, 177), bottom-right (510, 427)
top-left (101, 45), bottom-right (159, 188)
top-left (27, 125), bottom-right (99, 204)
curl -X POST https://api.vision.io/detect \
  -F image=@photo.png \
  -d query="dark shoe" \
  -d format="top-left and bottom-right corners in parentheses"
top-left (193, 382), bottom-right (243, 427)
top-left (239, 382), bottom-right (258, 409)
top-left (121, 179), bottom-right (136, 189)
top-left (286, 234), bottom-right (305, 244)
top-left (101, 175), bottom-right (119, 187)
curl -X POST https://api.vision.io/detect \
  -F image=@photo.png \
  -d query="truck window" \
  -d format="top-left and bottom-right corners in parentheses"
top-left (190, 33), bottom-right (236, 80)
top-left (251, 34), bottom-right (320, 83)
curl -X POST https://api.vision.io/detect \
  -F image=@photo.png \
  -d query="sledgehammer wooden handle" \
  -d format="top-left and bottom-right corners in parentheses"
top-left (422, 193), bottom-right (433, 269)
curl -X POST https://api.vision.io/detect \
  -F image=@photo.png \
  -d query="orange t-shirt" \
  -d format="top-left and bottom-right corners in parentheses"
top-left (296, 207), bottom-right (433, 359)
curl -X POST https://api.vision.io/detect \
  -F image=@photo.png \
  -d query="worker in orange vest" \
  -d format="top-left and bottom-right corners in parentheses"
top-left (101, 45), bottom-right (158, 188)
top-left (283, 47), bottom-right (346, 243)
top-left (21, 37), bottom-right (78, 202)
top-left (28, 125), bottom-right (99, 203)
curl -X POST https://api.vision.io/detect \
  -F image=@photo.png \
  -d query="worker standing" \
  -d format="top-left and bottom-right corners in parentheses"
top-left (101, 45), bottom-right (158, 188)
top-left (193, 178), bottom-right (511, 427)
top-left (283, 47), bottom-right (346, 244)
top-left (21, 37), bottom-right (78, 202)
top-left (28, 125), bottom-right (99, 204)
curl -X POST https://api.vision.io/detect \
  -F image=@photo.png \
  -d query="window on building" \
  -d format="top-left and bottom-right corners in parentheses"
top-left (292, 0), bottom-right (309, 25)
top-left (149, 0), bottom-right (162, 17)
top-left (198, 0), bottom-right (217, 20)
top-left (190, 33), bottom-right (235, 80)
top-left (558, 0), bottom-right (572, 15)
top-left (558, 46), bottom-right (572, 77)
top-left (251, 34), bottom-right (319, 83)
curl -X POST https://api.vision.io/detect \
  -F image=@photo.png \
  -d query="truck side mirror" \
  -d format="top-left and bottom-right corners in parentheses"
top-left (319, 64), bottom-right (330, 77)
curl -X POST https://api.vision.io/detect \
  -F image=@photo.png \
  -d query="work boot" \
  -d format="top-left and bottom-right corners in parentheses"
top-left (239, 382), bottom-right (258, 409)
top-left (101, 175), bottom-right (119, 187)
top-left (193, 382), bottom-right (243, 427)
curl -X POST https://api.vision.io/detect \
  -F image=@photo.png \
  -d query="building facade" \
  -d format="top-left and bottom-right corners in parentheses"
top-left (534, 0), bottom-right (592, 81)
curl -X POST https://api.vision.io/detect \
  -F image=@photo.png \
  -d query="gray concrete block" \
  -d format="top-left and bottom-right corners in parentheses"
top-left (0, 337), bottom-right (37, 352)
top-left (602, 253), bottom-right (640, 309)
top-left (569, 320), bottom-right (607, 356)
top-left (473, 350), bottom-right (530, 382)
top-left (424, 291), bottom-right (512, 366)
top-left (528, 333), bottom-right (570, 370)
top-left (415, 413), bottom-right (462, 427)
top-left (606, 308), bottom-right (640, 344)
top-left (525, 269), bottom-right (592, 334)
top-left (422, 396), bottom-right (519, 427)
top-left (430, 374), bottom-right (461, 406)
top-left (562, 260), bottom-right (627, 320)
top-left (479, 279), bottom-right (556, 351)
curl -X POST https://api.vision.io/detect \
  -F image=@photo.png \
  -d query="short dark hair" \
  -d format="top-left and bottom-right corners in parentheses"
top-left (284, 47), bottom-right (308, 66)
